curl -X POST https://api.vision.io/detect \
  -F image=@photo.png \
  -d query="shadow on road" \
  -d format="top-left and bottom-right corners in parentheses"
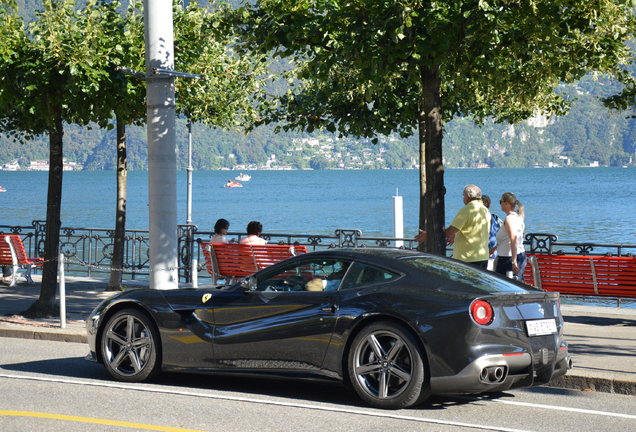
top-left (1, 356), bottom-right (110, 380)
top-left (1, 356), bottom-right (515, 410)
top-left (564, 315), bottom-right (636, 327)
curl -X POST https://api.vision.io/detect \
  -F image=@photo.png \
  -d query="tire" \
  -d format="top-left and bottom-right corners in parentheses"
top-left (347, 321), bottom-right (430, 409)
top-left (100, 308), bottom-right (161, 382)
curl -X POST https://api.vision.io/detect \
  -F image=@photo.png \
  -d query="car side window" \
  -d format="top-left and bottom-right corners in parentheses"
top-left (256, 259), bottom-right (351, 292)
top-left (340, 262), bottom-right (399, 290)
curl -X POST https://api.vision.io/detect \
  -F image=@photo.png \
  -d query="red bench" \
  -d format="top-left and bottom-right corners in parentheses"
top-left (524, 254), bottom-right (636, 298)
top-left (200, 242), bottom-right (308, 282)
top-left (0, 234), bottom-right (44, 286)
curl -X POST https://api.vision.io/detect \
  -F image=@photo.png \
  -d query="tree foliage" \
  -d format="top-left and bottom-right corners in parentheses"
top-left (174, 2), bottom-right (272, 129)
top-left (0, 0), bottom-right (125, 315)
top-left (234, 0), bottom-right (636, 253)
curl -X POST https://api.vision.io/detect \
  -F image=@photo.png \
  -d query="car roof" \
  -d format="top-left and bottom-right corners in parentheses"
top-left (302, 247), bottom-right (427, 262)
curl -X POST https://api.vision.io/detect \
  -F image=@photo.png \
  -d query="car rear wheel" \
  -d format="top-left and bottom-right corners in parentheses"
top-left (100, 308), bottom-right (161, 382)
top-left (348, 321), bottom-right (429, 409)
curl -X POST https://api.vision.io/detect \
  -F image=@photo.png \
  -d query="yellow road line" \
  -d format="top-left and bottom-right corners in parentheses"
top-left (0, 410), bottom-right (205, 432)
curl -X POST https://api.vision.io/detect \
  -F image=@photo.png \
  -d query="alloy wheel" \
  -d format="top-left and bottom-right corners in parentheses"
top-left (102, 312), bottom-right (155, 378)
top-left (352, 329), bottom-right (415, 400)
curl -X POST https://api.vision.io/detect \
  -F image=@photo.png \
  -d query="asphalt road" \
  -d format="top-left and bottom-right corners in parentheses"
top-left (1, 337), bottom-right (635, 432)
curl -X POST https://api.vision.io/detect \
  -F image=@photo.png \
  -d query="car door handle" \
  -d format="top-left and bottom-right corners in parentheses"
top-left (321, 305), bottom-right (338, 313)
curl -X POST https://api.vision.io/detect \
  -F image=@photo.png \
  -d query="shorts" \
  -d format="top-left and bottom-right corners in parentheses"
top-left (495, 252), bottom-right (527, 281)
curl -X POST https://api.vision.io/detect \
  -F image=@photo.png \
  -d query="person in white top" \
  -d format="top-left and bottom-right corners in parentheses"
top-left (239, 221), bottom-right (267, 245)
top-left (493, 192), bottom-right (526, 280)
top-left (210, 218), bottom-right (231, 243)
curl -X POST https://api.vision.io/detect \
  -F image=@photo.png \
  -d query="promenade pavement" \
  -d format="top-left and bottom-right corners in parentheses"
top-left (1, 275), bottom-right (635, 395)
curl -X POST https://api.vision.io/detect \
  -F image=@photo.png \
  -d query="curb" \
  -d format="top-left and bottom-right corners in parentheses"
top-left (547, 374), bottom-right (636, 396)
top-left (0, 325), bottom-right (86, 344)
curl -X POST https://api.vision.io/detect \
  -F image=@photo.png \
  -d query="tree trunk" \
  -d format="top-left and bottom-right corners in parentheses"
top-left (418, 65), bottom-right (446, 255)
top-left (22, 110), bottom-right (64, 317)
top-left (107, 115), bottom-right (127, 291)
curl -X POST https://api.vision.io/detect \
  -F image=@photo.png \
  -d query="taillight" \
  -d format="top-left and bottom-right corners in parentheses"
top-left (470, 299), bottom-right (494, 325)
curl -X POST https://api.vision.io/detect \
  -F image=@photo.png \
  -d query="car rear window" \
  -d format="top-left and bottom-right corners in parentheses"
top-left (400, 256), bottom-right (531, 294)
top-left (340, 262), bottom-right (399, 290)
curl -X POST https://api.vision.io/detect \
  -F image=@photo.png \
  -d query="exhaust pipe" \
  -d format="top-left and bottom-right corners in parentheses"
top-left (488, 366), bottom-right (505, 382)
top-left (480, 366), bottom-right (508, 384)
top-left (480, 368), bottom-right (489, 382)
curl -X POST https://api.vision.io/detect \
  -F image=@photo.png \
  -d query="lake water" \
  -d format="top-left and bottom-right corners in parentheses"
top-left (1, 167), bottom-right (635, 245)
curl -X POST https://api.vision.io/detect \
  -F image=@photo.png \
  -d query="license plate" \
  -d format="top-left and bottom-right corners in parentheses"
top-left (526, 319), bottom-right (557, 336)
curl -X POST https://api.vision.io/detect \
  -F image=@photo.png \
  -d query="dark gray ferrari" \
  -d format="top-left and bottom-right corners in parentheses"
top-left (86, 248), bottom-right (571, 409)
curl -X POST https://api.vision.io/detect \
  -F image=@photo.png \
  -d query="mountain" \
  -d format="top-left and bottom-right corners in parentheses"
top-left (3, 77), bottom-right (634, 171)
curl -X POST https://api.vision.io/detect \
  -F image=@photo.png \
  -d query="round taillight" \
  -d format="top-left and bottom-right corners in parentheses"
top-left (470, 299), bottom-right (494, 325)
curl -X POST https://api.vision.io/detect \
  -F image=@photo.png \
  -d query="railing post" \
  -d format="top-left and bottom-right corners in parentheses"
top-left (191, 257), bottom-right (198, 288)
top-left (88, 229), bottom-right (93, 277)
top-left (131, 232), bottom-right (138, 280)
top-left (178, 224), bottom-right (196, 284)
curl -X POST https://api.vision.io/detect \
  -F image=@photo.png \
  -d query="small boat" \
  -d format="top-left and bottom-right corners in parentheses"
top-left (235, 173), bottom-right (251, 181)
top-left (0, 186), bottom-right (6, 192)
top-left (225, 180), bottom-right (243, 188)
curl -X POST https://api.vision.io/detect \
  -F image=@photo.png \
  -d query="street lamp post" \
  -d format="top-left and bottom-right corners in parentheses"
top-left (144, 0), bottom-right (178, 290)
top-left (186, 120), bottom-right (193, 226)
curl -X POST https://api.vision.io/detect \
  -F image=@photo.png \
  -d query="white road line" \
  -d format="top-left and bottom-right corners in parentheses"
top-left (0, 373), bottom-right (529, 432)
top-left (481, 397), bottom-right (636, 421)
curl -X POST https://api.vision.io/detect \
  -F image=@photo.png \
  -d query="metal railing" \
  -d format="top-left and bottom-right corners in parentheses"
top-left (2, 221), bottom-right (634, 283)
top-left (1, 223), bottom-right (420, 283)
top-left (525, 233), bottom-right (636, 257)
top-left (1, 221), bottom-right (152, 279)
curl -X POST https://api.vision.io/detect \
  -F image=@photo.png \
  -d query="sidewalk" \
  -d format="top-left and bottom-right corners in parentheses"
top-left (551, 304), bottom-right (636, 394)
top-left (0, 275), bottom-right (150, 343)
top-left (1, 276), bottom-right (635, 395)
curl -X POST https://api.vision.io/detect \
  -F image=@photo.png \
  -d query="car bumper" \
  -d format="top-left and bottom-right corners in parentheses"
top-left (85, 310), bottom-right (101, 362)
top-left (430, 347), bottom-right (572, 395)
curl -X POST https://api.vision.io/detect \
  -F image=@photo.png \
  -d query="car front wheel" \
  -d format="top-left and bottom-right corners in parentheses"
top-left (100, 308), bottom-right (161, 382)
top-left (348, 321), bottom-right (429, 409)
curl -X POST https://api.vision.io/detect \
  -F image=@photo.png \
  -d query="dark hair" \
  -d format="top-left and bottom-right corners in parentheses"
top-left (246, 220), bottom-right (263, 236)
top-left (214, 218), bottom-right (230, 234)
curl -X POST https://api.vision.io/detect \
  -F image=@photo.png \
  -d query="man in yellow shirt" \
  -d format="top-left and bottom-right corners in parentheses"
top-left (416, 184), bottom-right (491, 269)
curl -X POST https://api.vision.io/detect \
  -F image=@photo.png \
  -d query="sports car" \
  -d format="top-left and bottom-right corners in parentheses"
top-left (86, 248), bottom-right (571, 409)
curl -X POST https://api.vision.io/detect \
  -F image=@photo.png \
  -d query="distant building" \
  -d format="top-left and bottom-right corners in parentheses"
top-left (1, 160), bottom-right (20, 171)
top-left (27, 159), bottom-right (82, 171)
top-left (63, 161), bottom-right (81, 171)
top-left (29, 160), bottom-right (49, 171)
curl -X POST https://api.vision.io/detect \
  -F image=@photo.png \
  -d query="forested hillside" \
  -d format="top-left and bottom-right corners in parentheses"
top-left (2, 0), bottom-right (634, 170)
top-left (3, 76), bottom-right (634, 170)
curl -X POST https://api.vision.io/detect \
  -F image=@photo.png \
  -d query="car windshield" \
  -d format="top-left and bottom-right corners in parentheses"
top-left (400, 256), bottom-right (531, 294)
